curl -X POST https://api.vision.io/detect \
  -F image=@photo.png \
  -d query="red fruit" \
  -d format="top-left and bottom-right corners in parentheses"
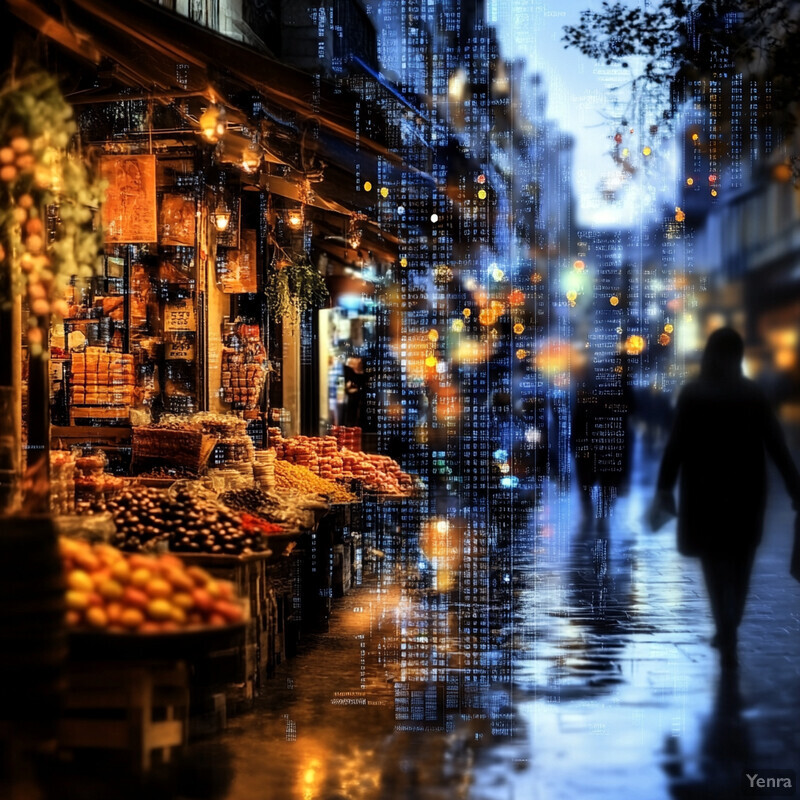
top-left (191, 588), bottom-right (214, 612)
top-left (122, 586), bottom-right (149, 609)
top-left (214, 600), bottom-right (243, 623)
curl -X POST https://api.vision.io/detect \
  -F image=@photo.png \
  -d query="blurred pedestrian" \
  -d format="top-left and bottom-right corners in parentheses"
top-left (343, 355), bottom-right (366, 427)
top-left (573, 364), bottom-right (635, 533)
top-left (653, 328), bottom-right (800, 668)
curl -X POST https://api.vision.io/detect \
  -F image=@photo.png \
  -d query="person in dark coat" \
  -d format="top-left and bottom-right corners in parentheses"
top-left (654, 328), bottom-right (800, 667)
top-left (573, 364), bottom-right (635, 532)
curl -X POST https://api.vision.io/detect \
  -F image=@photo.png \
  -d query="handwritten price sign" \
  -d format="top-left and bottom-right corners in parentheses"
top-left (165, 300), bottom-right (196, 332)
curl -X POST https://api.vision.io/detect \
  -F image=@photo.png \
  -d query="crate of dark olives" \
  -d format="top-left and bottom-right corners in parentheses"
top-left (92, 482), bottom-right (273, 557)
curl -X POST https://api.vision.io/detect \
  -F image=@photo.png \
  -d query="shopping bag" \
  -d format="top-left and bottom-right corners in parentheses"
top-left (648, 490), bottom-right (677, 532)
top-left (791, 512), bottom-right (800, 583)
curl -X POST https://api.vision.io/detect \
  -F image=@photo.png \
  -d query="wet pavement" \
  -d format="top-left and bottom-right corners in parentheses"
top-left (207, 446), bottom-right (800, 800)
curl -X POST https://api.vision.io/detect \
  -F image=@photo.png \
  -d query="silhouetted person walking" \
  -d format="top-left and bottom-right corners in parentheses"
top-left (573, 365), bottom-right (635, 533)
top-left (654, 328), bottom-right (800, 668)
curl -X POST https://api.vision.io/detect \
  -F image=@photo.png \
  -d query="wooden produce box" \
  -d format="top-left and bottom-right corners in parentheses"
top-left (60, 661), bottom-right (188, 773)
top-left (132, 427), bottom-right (216, 473)
top-left (173, 552), bottom-right (277, 713)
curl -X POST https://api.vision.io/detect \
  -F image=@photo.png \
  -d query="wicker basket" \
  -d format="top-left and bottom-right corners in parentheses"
top-left (132, 427), bottom-right (217, 473)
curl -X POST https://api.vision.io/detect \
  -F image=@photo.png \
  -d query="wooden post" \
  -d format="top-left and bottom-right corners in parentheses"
top-left (24, 312), bottom-right (51, 514)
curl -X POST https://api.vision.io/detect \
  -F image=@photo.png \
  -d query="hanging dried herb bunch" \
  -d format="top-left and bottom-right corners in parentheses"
top-left (265, 252), bottom-right (328, 319)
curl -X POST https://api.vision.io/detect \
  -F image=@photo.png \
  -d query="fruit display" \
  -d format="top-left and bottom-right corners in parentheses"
top-left (273, 435), bottom-right (344, 479)
top-left (270, 431), bottom-right (414, 496)
top-left (338, 449), bottom-right (413, 495)
top-left (219, 486), bottom-right (326, 531)
top-left (135, 465), bottom-right (198, 480)
top-left (89, 485), bottom-right (269, 556)
top-left (273, 460), bottom-right (357, 504)
top-left (70, 348), bottom-right (136, 407)
top-left (60, 537), bottom-right (245, 633)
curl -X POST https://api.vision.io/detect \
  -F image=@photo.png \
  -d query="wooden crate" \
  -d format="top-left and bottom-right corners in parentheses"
top-left (132, 427), bottom-right (216, 472)
top-left (60, 661), bottom-right (188, 772)
top-left (173, 553), bottom-right (277, 710)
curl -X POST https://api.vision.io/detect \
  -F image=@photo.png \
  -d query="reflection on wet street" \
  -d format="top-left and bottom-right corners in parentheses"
top-left (215, 448), bottom-right (800, 800)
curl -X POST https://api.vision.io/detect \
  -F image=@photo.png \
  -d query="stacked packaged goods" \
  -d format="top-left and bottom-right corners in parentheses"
top-left (70, 348), bottom-right (135, 407)
top-left (253, 449), bottom-right (276, 491)
top-left (270, 432), bottom-right (414, 496)
top-left (272, 434), bottom-right (344, 480)
top-left (338, 449), bottom-right (414, 495)
top-left (50, 450), bottom-right (77, 514)
top-left (330, 426), bottom-right (361, 452)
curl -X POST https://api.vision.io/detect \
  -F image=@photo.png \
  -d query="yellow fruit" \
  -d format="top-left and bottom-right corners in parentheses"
top-left (106, 602), bottom-right (123, 623)
top-left (110, 560), bottom-right (131, 583)
top-left (98, 579), bottom-right (124, 601)
top-left (120, 608), bottom-right (144, 630)
top-left (0, 147), bottom-right (14, 164)
top-left (164, 568), bottom-right (193, 593)
top-left (170, 606), bottom-right (187, 626)
top-left (172, 592), bottom-right (194, 610)
top-left (146, 599), bottom-right (173, 621)
top-left (0, 165), bottom-right (17, 183)
top-left (95, 543), bottom-right (122, 564)
top-left (186, 566), bottom-right (212, 586)
top-left (86, 607), bottom-right (108, 629)
top-left (130, 568), bottom-right (152, 588)
top-left (59, 538), bottom-right (81, 557)
top-left (73, 550), bottom-right (99, 572)
top-left (67, 570), bottom-right (94, 593)
top-left (205, 580), bottom-right (221, 599)
top-left (66, 590), bottom-right (90, 610)
top-left (145, 578), bottom-right (172, 599)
